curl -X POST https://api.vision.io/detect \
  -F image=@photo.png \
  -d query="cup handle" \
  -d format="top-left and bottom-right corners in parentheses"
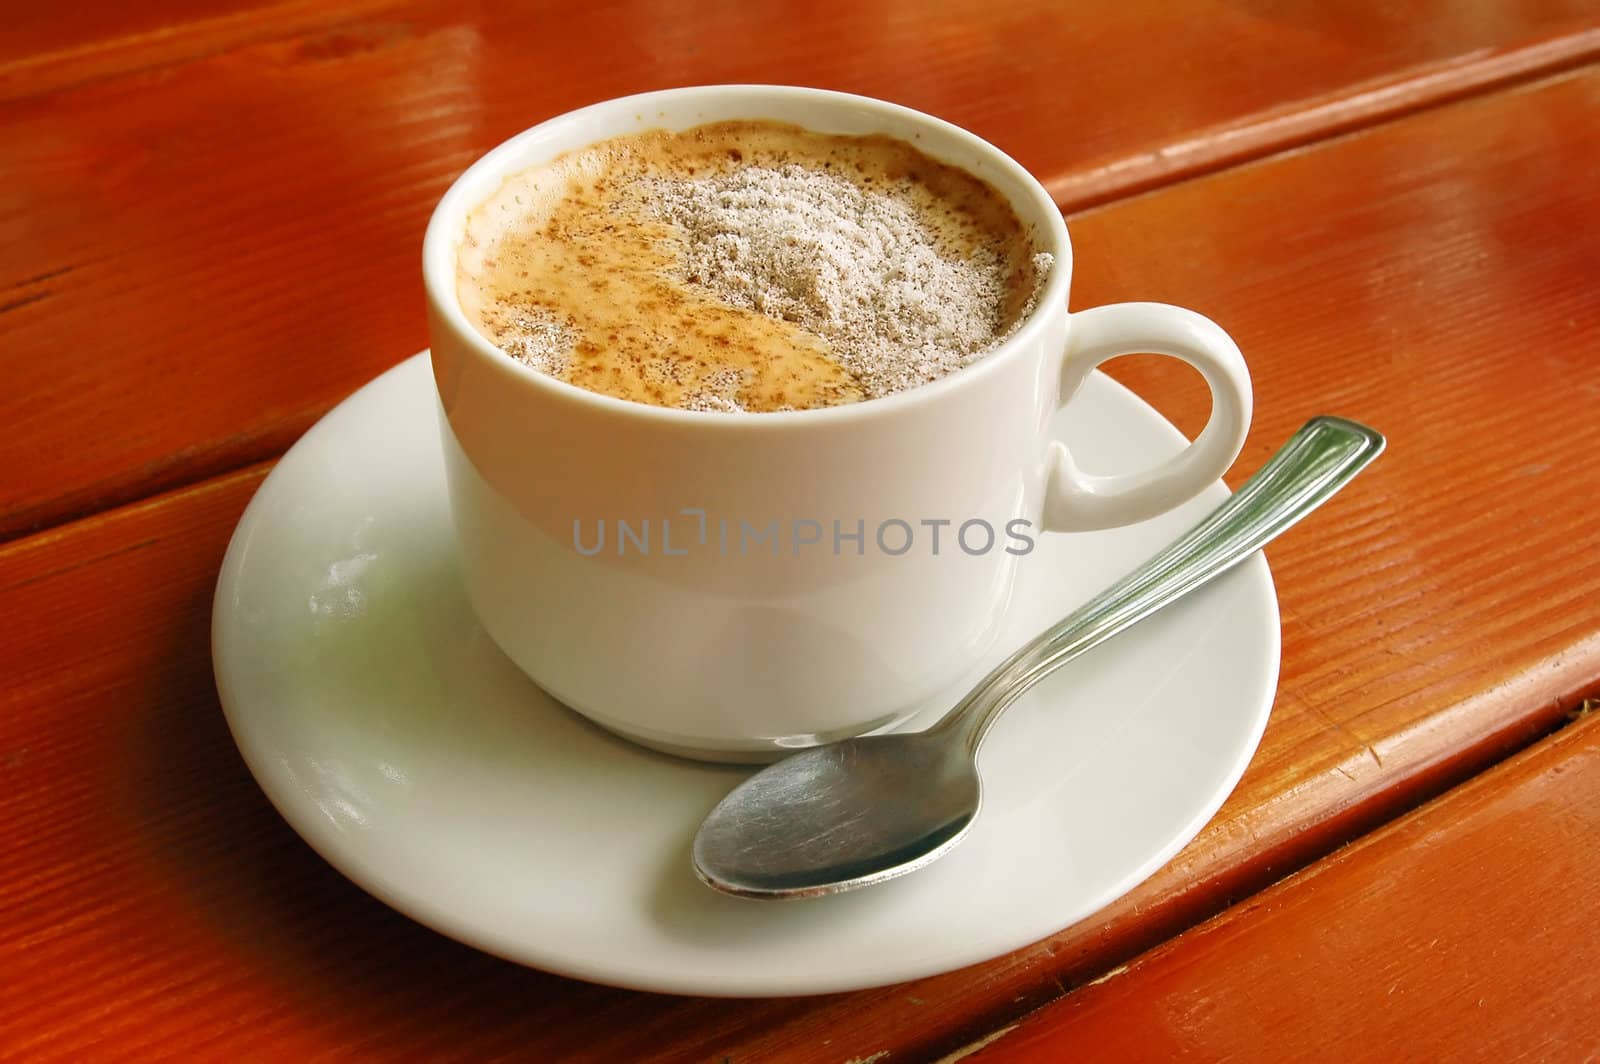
top-left (1042, 302), bottom-right (1252, 532)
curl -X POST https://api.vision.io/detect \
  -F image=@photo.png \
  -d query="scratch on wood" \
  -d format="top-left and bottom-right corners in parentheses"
top-left (842, 1053), bottom-right (890, 1064)
top-left (12, 265), bottom-right (76, 287)
top-left (1, 264), bottom-right (76, 315)
top-left (1307, 699), bottom-right (1384, 769)
top-left (1, 536), bottom-right (164, 595)
top-left (1081, 962), bottom-right (1130, 989)
top-left (935, 1025), bottom-right (1020, 1063)
top-left (0, 291), bottom-right (51, 314)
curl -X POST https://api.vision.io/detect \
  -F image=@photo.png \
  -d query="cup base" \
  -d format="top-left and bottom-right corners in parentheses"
top-left (563, 697), bottom-right (915, 765)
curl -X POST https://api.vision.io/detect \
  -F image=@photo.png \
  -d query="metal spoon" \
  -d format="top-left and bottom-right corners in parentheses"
top-left (693, 416), bottom-right (1385, 899)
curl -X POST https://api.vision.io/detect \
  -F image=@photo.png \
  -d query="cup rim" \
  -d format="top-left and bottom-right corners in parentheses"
top-left (423, 84), bottom-right (1073, 427)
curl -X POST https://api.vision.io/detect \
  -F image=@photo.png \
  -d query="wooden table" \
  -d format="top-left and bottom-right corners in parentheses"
top-left (4, 3), bottom-right (1600, 1059)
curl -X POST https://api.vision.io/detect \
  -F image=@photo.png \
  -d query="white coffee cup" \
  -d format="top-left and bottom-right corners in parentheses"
top-left (423, 85), bottom-right (1251, 762)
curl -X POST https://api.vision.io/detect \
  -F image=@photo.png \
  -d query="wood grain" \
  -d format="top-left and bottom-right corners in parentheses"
top-left (4, 68), bottom-right (1600, 1060)
top-left (0, 0), bottom-right (404, 100)
top-left (4, 3), bottom-right (1600, 539)
top-left (1074, 63), bottom-right (1600, 939)
top-left (969, 709), bottom-right (1600, 1062)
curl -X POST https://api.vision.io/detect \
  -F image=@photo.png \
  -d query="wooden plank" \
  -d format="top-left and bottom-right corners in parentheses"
top-left (0, 0), bottom-right (403, 100)
top-left (1079, 64), bottom-right (1600, 883)
top-left (3, 4), bottom-right (1600, 538)
top-left (967, 708), bottom-right (1600, 1062)
top-left (4, 61), bottom-right (1600, 1064)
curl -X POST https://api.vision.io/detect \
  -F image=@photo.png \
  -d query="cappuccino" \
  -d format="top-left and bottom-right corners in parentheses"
top-left (457, 120), bottom-right (1050, 412)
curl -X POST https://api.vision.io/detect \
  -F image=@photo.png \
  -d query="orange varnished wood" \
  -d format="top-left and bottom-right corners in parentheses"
top-left (5, 66), bottom-right (1600, 1058)
top-left (1080, 66), bottom-right (1600, 890)
top-left (0, 0), bottom-right (402, 100)
top-left (4, 4), bottom-right (1600, 538)
top-left (971, 709), bottom-right (1600, 1062)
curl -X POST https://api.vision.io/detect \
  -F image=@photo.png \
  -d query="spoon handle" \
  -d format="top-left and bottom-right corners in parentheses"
top-left (937, 416), bottom-right (1385, 755)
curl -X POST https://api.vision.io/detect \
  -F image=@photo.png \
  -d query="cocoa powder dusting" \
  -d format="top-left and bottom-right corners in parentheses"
top-left (456, 120), bottom-right (1052, 413)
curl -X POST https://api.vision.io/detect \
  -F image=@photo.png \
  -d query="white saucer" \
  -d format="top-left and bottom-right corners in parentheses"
top-left (212, 353), bottom-right (1279, 997)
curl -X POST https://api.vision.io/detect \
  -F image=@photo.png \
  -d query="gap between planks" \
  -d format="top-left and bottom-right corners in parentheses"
top-left (939, 672), bottom-right (1600, 1060)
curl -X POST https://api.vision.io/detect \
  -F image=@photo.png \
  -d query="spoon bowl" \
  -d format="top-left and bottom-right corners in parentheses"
top-left (694, 731), bottom-right (979, 897)
top-left (693, 417), bottom-right (1385, 899)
